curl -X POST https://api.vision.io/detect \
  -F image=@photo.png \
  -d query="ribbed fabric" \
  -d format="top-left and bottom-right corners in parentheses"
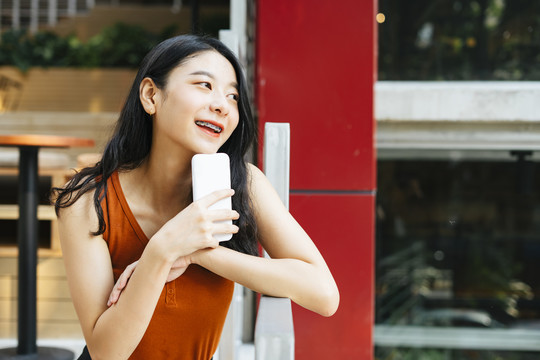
top-left (100, 171), bottom-right (233, 359)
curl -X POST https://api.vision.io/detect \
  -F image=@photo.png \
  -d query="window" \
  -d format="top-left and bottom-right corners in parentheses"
top-left (375, 149), bottom-right (540, 359)
top-left (378, 0), bottom-right (540, 80)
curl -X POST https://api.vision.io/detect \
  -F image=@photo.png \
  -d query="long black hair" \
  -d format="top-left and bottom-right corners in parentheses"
top-left (53, 34), bottom-right (259, 256)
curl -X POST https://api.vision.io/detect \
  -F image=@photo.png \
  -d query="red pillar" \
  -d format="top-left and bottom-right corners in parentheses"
top-left (256, 1), bottom-right (377, 359)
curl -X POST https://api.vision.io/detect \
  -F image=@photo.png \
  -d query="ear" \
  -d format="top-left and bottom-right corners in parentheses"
top-left (139, 77), bottom-right (159, 116)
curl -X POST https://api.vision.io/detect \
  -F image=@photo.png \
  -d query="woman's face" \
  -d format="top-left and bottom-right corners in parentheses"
top-left (152, 50), bottom-right (240, 155)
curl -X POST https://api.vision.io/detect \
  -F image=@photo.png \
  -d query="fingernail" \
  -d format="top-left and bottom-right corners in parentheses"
top-left (107, 300), bottom-right (111, 307)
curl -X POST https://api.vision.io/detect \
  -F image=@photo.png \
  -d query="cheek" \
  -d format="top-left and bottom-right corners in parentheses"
top-left (232, 115), bottom-right (240, 131)
top-left (229, 110), bottom-right (240, 133)
top-left (223, 116), bottom-right (240, 144)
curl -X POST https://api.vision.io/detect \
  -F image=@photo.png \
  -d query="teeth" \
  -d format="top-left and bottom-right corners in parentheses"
top-left (195, 121), bottom-right (222, 133)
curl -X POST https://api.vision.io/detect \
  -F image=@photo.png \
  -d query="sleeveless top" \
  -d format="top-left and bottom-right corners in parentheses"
top-left (100, 171), bottom-right (234, 360)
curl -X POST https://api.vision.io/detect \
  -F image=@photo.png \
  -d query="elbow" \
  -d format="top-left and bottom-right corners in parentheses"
top-left (85, 346), bottom-right (106, 360)
top-left (316, 283), bottom-right (340, 317)
top-left (86, 344), bottom-right (129, 360)
top-left (88, 351), bottom-right (126, 360)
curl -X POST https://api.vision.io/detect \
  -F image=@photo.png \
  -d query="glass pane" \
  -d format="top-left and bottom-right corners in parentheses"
top-left (375, 347), bottom-right (540, 360)
top-left (378, 0), bottom-right (540, 80)
top-left (375, 151), bottom-right (540, 356)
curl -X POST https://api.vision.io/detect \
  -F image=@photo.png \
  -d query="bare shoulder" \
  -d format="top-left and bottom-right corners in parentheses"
top-left (246, 163), bottom-right (275, 197)
top-left (246, 162), bottom-right (263, 182)
top-left (56, 179), bottom-right (99, 231)
top-left (245, 163), bottom-right (288, 230)
top-left (55, 174), bottom-right (106, 254)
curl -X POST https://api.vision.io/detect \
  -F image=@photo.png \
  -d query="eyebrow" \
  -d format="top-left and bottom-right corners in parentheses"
top-left (189, 70), bottom-right (238, 89)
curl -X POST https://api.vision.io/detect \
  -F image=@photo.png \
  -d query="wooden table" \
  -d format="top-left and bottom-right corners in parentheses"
top-left (0, 135), bottom-right (94, 359)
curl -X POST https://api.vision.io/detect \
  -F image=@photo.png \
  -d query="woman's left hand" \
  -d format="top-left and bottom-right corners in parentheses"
top-left (107, 256), bottom-right (191, 306)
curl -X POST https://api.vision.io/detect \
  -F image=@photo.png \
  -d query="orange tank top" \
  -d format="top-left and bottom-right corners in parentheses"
top-left (102, 171), bottom-right (234, 360)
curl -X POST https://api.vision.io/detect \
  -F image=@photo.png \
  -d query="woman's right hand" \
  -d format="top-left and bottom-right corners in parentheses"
top-left (151, 188), bottom-right (240, 264)
top-left (107, 255), bottom-right (191, 306)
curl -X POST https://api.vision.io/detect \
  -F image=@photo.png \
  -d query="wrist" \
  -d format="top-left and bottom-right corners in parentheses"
top-left (146, 236), bottom-right (176, 266)
top-left (191, 247), bottom-right (214, 266)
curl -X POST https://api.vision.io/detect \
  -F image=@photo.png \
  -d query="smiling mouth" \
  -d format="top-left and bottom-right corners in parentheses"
top-left (195, 120), bottom-right (223, 134)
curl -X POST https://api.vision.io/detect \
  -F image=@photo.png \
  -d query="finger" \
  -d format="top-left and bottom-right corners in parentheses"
top-left (107, 285), bottom-right (120, 307)
top-left (197, 189), bottom-right (234, 208)
top-left (207, 209), bottom-right (240, 222)
top-left (108, 278), bottom-right (126, 305)
top-left (166, 266), bottom-right (188, 282)
top-left (212, 221), bottom-right (239, 236)
top-left (108, 261), bottom-right (138, 306)
top-left (108, 277), bottom-right (125, 306)
top-left (118, 261), bottom-right (138, 289)
top-left (108, 292), bottom-right (116, 306)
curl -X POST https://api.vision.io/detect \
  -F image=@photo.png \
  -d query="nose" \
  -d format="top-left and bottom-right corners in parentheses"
top-left (210, 96), bottom-right (229, 116)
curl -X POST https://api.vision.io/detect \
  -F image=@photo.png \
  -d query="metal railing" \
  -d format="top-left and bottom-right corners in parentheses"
top-left (376, 242), bottom-right (425, 324)
top-left (0, 0), bottom-right (94, 33)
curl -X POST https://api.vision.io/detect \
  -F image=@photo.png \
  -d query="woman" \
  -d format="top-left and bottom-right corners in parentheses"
top-left (54, 34), bottom-right (339, 360)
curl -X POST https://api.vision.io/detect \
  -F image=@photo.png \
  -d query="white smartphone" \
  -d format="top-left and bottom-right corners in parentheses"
top-left (191, 153), bottom-right (233, 241)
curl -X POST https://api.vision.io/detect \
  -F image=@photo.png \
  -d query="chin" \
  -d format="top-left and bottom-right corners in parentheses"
top-left (192, 145), bottom-right (221, 155)
top-left (188, 137), bottom-right (228, 155)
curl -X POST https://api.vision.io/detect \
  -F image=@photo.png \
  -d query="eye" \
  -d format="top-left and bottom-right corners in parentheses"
top-left (228, 93), bottom-right (239, 101)
top-left (198, 82), bottom-right (212, 89)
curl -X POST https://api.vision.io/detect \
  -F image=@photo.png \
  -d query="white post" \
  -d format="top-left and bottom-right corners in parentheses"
top-left (218, 283), bottom-right (245, 360)
top-left (255, 297), bottom-right (295, 360)
top-left (29, 0), bottom-right (39, 33)
top-left (171, 0), bottom-right (181, 14)
top-left (12, 0), bottom-right (20, 30)
top-left (263, 123), bottom-right (290, 209)
top-left (229, 0), bottom-right (247, 65)
top-left (217, 22), bottom-right (247, 360)
top-left (48, 0), bottom-right (58, 26)
top-left (255, 123), bottom-right (294, 360)
top-left (216, 5), bottom-right (259, 359)
top-left (67, 0), bottom-right (76, 16)
top-left (219, 29), bottom-right (240, 59)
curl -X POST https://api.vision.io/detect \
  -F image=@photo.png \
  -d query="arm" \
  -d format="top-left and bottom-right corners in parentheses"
top-left (193, 164), bottom-right (339, 317)
top-left (59, 188), bottom-right (238, 360)
top-left (59, 191), bottom-right (170, 360)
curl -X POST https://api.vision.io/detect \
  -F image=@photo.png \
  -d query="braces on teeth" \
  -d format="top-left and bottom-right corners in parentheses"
top-left (195, 121), bottom-right (222, 133)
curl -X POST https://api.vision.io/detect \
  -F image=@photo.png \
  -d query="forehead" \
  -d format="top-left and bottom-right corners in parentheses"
top-left (172, 50), bottom-right (237, 82)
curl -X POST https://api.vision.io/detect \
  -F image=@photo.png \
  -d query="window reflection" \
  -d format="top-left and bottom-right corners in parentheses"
top-left (378, 0), bottom-right (540, 80)
top-left (375, 151), bottom-right (540, 358)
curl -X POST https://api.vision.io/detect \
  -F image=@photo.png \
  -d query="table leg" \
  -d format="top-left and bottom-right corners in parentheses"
top-left (18, 146), bottom-right (39, 355)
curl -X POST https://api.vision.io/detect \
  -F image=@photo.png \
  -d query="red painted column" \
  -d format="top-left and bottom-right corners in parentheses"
top-left (256, 1), bottom-right (377, 359)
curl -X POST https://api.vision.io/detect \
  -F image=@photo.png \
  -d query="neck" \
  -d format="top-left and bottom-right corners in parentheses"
top-left (127, 148), bottom-right (195, 214)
